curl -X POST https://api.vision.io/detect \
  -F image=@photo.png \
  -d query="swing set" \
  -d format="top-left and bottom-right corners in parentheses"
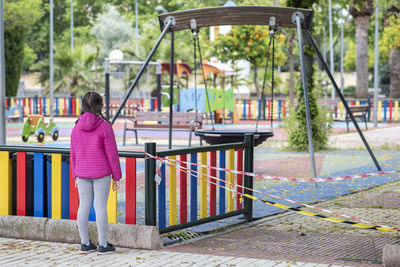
top-left (110, 6), bottom-right (381, 176)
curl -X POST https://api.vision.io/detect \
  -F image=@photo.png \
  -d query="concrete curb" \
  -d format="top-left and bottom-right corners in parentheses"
top-left (0, 215), bottom-right (163, 250)
top-left (383, 244), bottom-right (400, 267)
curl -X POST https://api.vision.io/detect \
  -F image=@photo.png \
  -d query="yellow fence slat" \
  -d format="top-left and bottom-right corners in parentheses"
top-left (107, 176), bottom-right (117, 223)
top-left (46, 98), bottom-right (51, 116)
top-left (76, 98), bottom-right (80, 115)
top-left (228, 149), bottom-right (235, 212)
top-left (0, 152), bottom-right (11, 215)
top-left (339, 102), bottom-right (344, 117)
top-left (52, 154), bottom-right (62, 219)
top-left (378, 101), bottom-right (382, 121)
top-left (252, 100), bottom-right (257, 119)
top-left (169, 155), bottom-right (177, 225)
top-left (395, 101), bottom-right (399, 121)
top-left (200, 152), bottom-right (207, 218)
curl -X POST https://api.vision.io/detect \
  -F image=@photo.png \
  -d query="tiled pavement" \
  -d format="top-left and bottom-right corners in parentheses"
top-left (0, 237), bottom-right (349, 267)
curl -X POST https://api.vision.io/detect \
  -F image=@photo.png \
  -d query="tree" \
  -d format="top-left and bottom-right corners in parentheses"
top-left (32, 45), bottom-right (98, 96)
top-left (284, 0), bottom-right (330, 151)
top-left (91, 5), bottom-right (135, 60)
top-left (349, 0), bottom-right (374, 98)
top-left (381, 9), bottom-right (400, 97)
top-left (4, 0), bottom-right (43, 96)
top-left (212, 25), bottom-right (286, 97)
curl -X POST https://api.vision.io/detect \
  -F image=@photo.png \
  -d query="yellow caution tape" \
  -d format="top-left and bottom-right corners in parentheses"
top-left (241, 194), bottom-right (399, 233)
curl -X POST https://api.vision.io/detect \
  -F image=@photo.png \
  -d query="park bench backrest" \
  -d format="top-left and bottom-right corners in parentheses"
top-left (134, 111), bottom-right (203, 128)
top-left (346, 105), bottom-right (369, 117)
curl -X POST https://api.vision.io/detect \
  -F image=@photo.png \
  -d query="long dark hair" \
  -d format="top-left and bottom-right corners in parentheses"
top-left (76, 92), bottom-right (110, 124)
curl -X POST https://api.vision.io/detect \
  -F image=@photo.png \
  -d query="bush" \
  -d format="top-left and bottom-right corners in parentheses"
top-left (283, 69), bottom-right (332, 151)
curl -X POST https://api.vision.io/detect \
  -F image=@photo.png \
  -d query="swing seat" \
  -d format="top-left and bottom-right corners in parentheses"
top-left (195, 129), bottom-right (273, 146)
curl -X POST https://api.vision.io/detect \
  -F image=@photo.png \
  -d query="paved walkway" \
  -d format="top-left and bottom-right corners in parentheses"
top-left (0, 237), bottom-right (348, 267)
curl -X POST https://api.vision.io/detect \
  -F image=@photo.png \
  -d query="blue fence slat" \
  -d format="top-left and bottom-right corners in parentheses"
top-left (158, 164), bottom-right (166, 229)
top-left (55, 98), bottom-right (59, 115)
top-left (190, 153), bottom-right (197, 222)
top-left (46, 159), bottom-right (52, 218)
top-left (219, 150), bottom-right (226, 215)
top-left (278, 100), bottom-right (282, 119)
top-left (68, 98), bottom-right (72, 116)
top-left (243, 100), bottom-right (246, 119)
top-left (384, 100), bottom-right (387, 121)
top-left (34, 153), bottom-right (45, 217)
top-left (257, 100), bottom-right (261, 119)
top-left (61, 160), bottom-right (70, 219)
top-left (43, 98), bottom-right (46, 115)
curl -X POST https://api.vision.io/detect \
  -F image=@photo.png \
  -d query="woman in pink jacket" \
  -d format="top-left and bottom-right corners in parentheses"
top-left (70, 91), bottom-right (122, 255)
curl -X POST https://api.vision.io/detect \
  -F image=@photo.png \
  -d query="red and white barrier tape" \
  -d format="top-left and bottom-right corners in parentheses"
top-left (145, 152), bottom-right (400, 183)
top-left (154, 154), bottom-right (400, 232)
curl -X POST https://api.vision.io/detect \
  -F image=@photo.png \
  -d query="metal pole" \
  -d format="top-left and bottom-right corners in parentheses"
top-left (294, 13), bottom-right (316, 178)
top-left (105, 58), bottom-right (110, 120)
top-left (168, 31), bottom-right (174, 149)
top-left (340, 21), bottom-right (344, 95)
top-left (70, 0), bottom-right (73, 51)
top-left (304, 30), bottom-right (382, 171)
top-left (111, 18), bottom-right (174, 124)
top-left (328, 0), bottom-right (335, 100)
top-left (50, 0), bottom-right (54, 120)
top-left (243, 133), bottom-right (254, 221)
top-left (135, 0), bottom-right (139, 55)
top-left (373, 0), bottom-right (379, 127)
top-left (156, 61), bottom-right (162, 111)
top-left (0, 0), bottom-right (6, 144)
top-left (144, 142), bottom-right (157, 226)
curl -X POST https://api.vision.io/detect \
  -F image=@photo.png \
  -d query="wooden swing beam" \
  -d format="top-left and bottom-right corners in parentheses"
top-left (158, 6), bottom-right (314, 32)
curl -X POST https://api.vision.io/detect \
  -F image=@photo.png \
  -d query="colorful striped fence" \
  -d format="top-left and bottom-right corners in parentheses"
top-left (0, 135), bottom-right (255, 234)
top-left (236, 98), bottom-right (400, 122)
top-left (153, 134), bottom-right (254, 234)
top-left (5, 97), bottom-right (158, 118)
top-left (7, 96), bottom-right (399, 122)
top-left (0, 146), bottom-right (146, 226)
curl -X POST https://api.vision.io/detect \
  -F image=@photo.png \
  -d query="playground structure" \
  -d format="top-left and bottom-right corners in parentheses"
top-left (21, 114), bottom-right (58, 143)
top-left (109, 5), bottom-right (382, 174)
top-left (1, 8), bottom-right (400, 262)
top-left (6, 105), bottom-right (23, 122)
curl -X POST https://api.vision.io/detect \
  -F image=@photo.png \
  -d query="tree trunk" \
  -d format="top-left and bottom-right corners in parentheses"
top-left (252, 62), bottom-right (260, 97)
top-left (389, 49), bottom-right (400, 98)
top-left (354, 16), bottom-right (370, 98)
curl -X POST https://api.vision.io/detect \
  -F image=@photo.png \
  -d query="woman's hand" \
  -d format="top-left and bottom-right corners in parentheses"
top-left (112, 180), bottom-right (120, 191)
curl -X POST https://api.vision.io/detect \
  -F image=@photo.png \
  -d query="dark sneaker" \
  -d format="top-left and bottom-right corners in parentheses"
top-left (80, 241), bottom-right (97, 254)
top-left (97, 243), bottom-right (116, 255)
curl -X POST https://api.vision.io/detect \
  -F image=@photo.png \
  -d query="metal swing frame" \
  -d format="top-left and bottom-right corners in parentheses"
top-left (111, 6), bottom-right (381, 174)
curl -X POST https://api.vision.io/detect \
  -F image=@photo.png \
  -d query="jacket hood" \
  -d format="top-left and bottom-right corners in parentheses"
top-left (77, 112), bottom-right (103, 132)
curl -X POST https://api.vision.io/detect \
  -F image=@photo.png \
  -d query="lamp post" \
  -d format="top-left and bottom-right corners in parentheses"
top-left (135, 0), bottom-right (138, 55)
top-left (328, 0), bottom-right (334, 99)
top-left (0, 0), bottom-right (6, 144)
top-left (337, 8), bottom-right (345, 95)
top-left (373, 0), bottom-right (379, 127)
top-left (50, 0), bottom-right (54, 120)
top-left (71, 0), bottom-right (73, 51)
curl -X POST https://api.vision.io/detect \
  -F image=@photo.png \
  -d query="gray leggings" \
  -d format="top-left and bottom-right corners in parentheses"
top-left (76, 176), bottom-right (111, 245)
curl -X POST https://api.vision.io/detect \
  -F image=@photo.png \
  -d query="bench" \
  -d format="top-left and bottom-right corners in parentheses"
top-left (337, 104), bottom-right (369, 132)
top-left (123, 111), bottom-right (204, 146)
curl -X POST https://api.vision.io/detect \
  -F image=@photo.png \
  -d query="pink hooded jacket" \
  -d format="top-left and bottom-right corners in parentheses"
top-left (70, 112), bottom-right (122, 181)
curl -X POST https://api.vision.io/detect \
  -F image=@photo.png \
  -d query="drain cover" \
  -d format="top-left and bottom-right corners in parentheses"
top-left (162, 230), bottom-right (202, 245)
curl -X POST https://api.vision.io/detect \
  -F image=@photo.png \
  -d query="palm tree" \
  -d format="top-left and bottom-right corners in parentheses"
top-left (349, 0), bottom-right (374, 98)
top-left (33, 45), bottom-right (99, 96)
